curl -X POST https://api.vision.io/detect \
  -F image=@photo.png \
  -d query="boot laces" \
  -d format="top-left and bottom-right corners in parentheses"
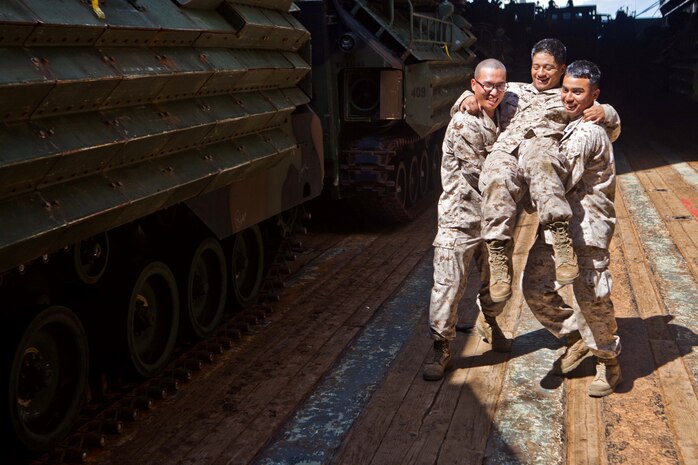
top-left (550, 222), bottom-right (574, 263)
top-left (488, 245), bottom-right (509, 281)
top-left (594, 360), bottom-right (609, 382)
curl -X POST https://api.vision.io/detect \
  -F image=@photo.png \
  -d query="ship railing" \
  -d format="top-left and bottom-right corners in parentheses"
top-left (407, 3), bottom-right (454, 46)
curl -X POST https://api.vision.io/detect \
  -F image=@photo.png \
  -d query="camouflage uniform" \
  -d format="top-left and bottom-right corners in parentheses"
top-left (523, 117), bottom-right (622, 358)
top-left (453, 84), bottom-right (617, 242)
top-left (476, 82), bottom-right (572, 241)
top-left (429, 109), bottom-right (510, 341)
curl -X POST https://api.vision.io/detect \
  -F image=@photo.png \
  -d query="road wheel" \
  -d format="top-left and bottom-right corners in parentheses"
top-left (429, 139), bottom-right (443, 190)
top-left (182, 238), bottom-right (227, 338)
top-left (125, 262), bottom-right (179, 377)
top-left (230, 225), bottom-right (264, 308)
top-left (407, 154), bottom-right (419, 206)
top-left (5, 306), bottom-right (89, 452)
top-left (72, 233), bottom-right (110, 285)
top-left (394, 161), bottom-right (408, 209)
top-left (418, 149), bottom-right (430, 198)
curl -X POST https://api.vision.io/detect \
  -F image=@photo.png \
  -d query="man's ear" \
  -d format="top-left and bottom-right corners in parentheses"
top-left (592, 88), bottom-right (600, 101)
top-left (559, 63), bottom-right (567, 75)
top-left (470, 78), bottom-right (477, 91)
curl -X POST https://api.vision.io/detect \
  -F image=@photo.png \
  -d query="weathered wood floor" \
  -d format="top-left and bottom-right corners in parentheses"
top-left (87, 107), bottom-right (697, 465)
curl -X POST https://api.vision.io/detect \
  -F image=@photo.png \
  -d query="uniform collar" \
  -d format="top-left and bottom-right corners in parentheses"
top-left (481, 107), bottom-right (501, 132)
top-left (562, 116), bottom-right (583, 142)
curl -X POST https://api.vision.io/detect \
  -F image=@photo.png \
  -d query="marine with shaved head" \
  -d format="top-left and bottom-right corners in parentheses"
top-left (423, 58), bottom-right (515, 381)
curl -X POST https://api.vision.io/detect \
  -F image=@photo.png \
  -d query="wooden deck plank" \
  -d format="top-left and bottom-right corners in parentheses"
top-left (482, 301), bottom-right (565, 465)
top-left (398, 335), bottom-right (489, 465)
top-left (251, 238), bottom-right (440, 464)
top-left (565, 362), bottom-right (604, 465)
top-left (101, 230), bottom-right (411, 463)
top-left (616, 151), bottom-right (698, 339)
top-left (635, 168), bottom-right (698, 281)
top-left (558, 279), bottom-right (605, 465)
top-left (206, 219), bottom-right (435, 464)
top-left (649, 161), bottom-right (698, 254)
top-left (331, 254), bottom-right (485, 465)
top-left (330, 313), bottom-right (434, 465)
top-left (361, 331), bottom-right (477, 465)
top-left (139, 235), bottom-right (379, 458)
top-left (650, 339), bottom-right (698, 465)
top-left (220, 227), bottom-right (437, 464)
top-left (616, 148), bottom-right (698, 393)
top-left (434, 343), bottom-right (510, 465)
top-left (649, 140), bottom-right (698, 191)
top-left (612, 149), bottom-right (698, 465)
top-left (593, 220), bottom-right (678, 465)
top-left (628, 141), bottom-right (698, 281)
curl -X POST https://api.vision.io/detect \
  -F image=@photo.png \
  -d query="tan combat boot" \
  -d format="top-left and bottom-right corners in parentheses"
top-left (588, 357), bottom-right (622, 397)
top-left (548, 221), bottom-right (579, 285)
top-left (486, 240), bottom-right (512, 302)
top-left (423, 340), bottom-right (452, 381)
top-left (476, 313), bottom-right (513, 353)
top-left (552, 332), bottom-right (592, 375)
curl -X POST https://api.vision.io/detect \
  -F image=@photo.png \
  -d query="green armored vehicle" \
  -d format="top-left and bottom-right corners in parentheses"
top-left (0, 0), bottom-right (321, 453)
top-left (297, 0), bottom-right (476, 221)
top-left (1, 0), bottom-right (476, 454)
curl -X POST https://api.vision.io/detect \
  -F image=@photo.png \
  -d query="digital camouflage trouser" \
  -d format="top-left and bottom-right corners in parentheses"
top-left (429, 231), bottom-right (506, 341)
top-left (522, 237), bottom-right (621, 358)
top-left (479, 137), bottom-right (572, 242)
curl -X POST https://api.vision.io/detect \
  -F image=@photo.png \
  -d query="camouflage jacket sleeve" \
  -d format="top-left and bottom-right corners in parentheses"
top-left (563, 120), bottom-right (611, 190)
top-left (560, 120), bottom-right (616, 248)
top-left (444, 111), bottom-right (488, 179)
top-left (437, 111), bottom-right (496, 231)
top-left (450, 89), bottom-right (473, 116)
top-left (503, 81), bottom-right (528, 98)
top-left (600, 103), bottom-right (621, 142)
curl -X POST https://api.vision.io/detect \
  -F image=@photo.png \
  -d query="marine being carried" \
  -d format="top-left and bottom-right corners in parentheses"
top-left (455, 38), bottom-right (614, 303)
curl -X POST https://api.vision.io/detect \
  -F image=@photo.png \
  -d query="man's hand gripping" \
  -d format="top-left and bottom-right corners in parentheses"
top-left (459, 95), bottom-right (481, 116)
top-left (582, 105), bottom-right (605, 123)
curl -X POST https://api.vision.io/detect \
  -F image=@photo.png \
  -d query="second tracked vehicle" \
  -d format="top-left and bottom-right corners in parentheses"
top-left (298, 0), bottom-right (477, 222)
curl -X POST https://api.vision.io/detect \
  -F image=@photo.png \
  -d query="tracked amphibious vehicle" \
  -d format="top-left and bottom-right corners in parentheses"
top-left (297, 0), bottom-right (476, 221)
top-left (0, 0), bottom-right (476, 454)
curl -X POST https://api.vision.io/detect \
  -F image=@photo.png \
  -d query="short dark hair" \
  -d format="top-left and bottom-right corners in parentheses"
top-left (531, 38), bottom-right (566, 65)
top-left (566, 60), bottom-right (601, 88)
top-left (474, 58), bottom-right (507, 80)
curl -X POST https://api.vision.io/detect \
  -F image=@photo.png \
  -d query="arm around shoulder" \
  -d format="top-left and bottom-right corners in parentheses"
top-left (585, 102), bottom-right (621, 142)
top-left (601, 104), bottom-right (621, 142)
top-left (451, 89), bottom-right (474, 116)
